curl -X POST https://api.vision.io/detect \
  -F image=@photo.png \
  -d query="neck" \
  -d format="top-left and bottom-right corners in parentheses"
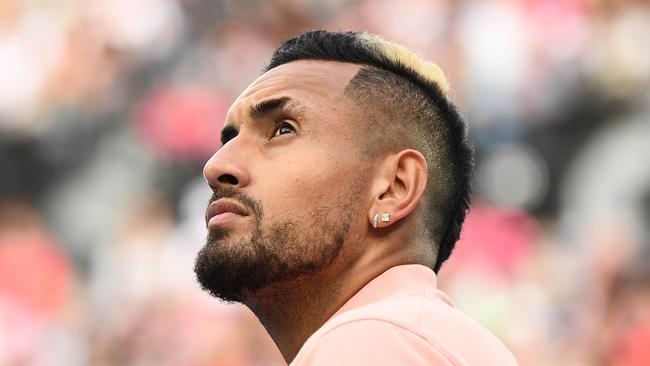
top-left (242, 268), bottom-right (351, 363)
top-left (240, 232), bottom-right (434, 363)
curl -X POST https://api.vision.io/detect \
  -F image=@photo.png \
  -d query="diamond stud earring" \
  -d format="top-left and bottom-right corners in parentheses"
top-left (373, 213), bottom-right (379, 229)
top-left (381, 213), bottom-right (390, 222)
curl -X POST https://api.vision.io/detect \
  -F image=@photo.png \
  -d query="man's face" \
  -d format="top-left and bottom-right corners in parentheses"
top-left (194, 61), bottom-right (369, 302)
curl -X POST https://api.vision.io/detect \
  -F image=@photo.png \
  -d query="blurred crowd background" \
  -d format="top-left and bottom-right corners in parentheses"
top-left (1, 0), bottom-right (649, 365)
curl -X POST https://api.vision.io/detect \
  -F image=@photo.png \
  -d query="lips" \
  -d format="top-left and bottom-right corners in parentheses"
top-left (206, 198), bottom-right (250, 228)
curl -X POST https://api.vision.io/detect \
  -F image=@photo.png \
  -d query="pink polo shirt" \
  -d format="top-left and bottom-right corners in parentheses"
top-left (290, 264), bottom-right (518, 365)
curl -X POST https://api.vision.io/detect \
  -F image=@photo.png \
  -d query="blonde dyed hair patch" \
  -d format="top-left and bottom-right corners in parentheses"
top-left (358, 33), bottom-right (450, 96)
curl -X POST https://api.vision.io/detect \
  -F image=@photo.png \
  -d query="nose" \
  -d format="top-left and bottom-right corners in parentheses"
top-left (203, 139), bottom-right (251, 190)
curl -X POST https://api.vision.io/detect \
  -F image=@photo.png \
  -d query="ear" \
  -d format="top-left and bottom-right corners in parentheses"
top-left (367, 149), bottom-right (428, 229)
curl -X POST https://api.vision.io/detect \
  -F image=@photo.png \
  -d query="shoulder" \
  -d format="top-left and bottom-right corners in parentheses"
top-left (292, 295), bottom-right (519, 366)
top-left (291, 318), bottom-right (455, 366)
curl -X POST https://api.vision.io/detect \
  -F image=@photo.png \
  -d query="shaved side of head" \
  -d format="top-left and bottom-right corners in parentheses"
top-left (264, 31), bottom-right (473, 272)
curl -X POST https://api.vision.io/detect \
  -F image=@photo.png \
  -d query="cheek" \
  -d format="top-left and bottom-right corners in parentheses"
top-left (256, 151), bottom-right (365, 218)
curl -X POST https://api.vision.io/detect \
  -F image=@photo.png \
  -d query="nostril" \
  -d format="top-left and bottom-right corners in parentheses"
top-left (218, 174), bottom-right (239, 185)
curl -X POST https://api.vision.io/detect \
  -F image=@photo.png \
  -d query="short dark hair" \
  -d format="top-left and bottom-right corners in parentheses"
top-left (264, 30), bottom-right (473, 273)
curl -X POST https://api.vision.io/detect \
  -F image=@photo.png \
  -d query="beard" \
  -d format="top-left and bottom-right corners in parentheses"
top-left (194, 186), bottom-right (358, 303)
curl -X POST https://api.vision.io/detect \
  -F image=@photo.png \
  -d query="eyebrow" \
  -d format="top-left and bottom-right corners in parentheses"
top-left (249, 96), bottom-right (304, 118)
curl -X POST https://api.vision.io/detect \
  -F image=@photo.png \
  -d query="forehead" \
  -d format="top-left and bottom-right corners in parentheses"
top-left (227, 60), bottom-right (361, 121)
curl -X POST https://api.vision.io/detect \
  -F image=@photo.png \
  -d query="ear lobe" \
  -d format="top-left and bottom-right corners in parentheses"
top-left (368, 149), bottom-right (428, 229)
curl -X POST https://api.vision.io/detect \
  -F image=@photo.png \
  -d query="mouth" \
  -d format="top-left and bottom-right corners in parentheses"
top-left (206, 198), bottom-right (250, 228)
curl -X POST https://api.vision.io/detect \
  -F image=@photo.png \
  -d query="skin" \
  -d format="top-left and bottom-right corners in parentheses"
top-left (202, 60), bottom-right (435, 363)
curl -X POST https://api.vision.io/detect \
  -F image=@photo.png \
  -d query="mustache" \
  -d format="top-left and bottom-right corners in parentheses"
top-left (206, 186), bottom-right (263, 218)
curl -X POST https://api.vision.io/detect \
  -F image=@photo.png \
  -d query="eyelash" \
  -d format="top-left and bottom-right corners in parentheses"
top-left (272, 120), bottom-right (296, 138)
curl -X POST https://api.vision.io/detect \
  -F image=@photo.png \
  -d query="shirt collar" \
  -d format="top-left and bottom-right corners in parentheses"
top-left (333, 264), bottom-right (448, 317)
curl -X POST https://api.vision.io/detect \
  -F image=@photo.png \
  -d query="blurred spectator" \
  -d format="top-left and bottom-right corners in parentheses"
top-left (0, 200), bottom-right (82, 365)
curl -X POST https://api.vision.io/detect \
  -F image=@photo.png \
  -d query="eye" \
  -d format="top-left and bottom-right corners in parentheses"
top-left (221, 125), bottom-right (238, 145)
top-left (272, 120), bottom-right (296, 137)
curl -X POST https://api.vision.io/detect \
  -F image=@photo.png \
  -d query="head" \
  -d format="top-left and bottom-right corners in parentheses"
top-left (194, 30), bottom-right (472, 303)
